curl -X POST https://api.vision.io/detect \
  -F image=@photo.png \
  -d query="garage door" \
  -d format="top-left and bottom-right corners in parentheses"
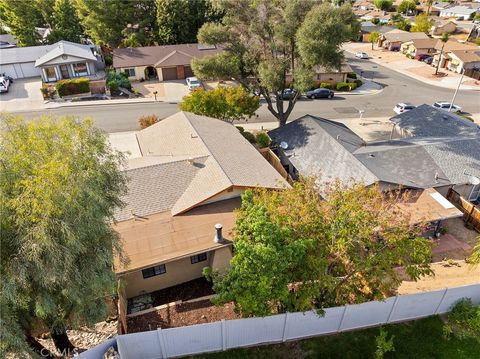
top-left (161, 67), bottom-right (177, 81)
top-left (0, 64), bottom-right (19, 79)
top-left (184, 66), bottom-right (194, 78)
top-left (20, 62), bottom-right (42, 78)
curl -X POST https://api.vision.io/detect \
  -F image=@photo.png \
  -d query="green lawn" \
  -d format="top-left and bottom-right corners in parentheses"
top-left (194, 316), bottom-right (479, 359)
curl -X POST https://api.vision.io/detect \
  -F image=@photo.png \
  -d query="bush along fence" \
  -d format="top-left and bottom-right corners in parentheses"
top-left (56, 78), bottom-right (90, 97)
top-left (78, 283), bottom-right (480, 359)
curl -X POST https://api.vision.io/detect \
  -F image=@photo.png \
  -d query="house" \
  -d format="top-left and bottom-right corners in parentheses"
top-left (286, 63), bottom-right (354, 86)
top-left (445, 49), bottom-right (480, 75)
top-left (379, 29), bottom-right (429, 51)
top-left (353, 0), bottom-right (375, 11)
top-left (360, 23), bottom-right (397, 42)
top-left (110, 112), bottom-right (289, 301)
top-left (401, 38), bottom-right (439, 57)
top-left (0, 34), bottom-right (17, 49)
top-left (431, 20), bottom-right (457, 36)
top-left (439, 6), bottom-right (477, 20)
top-left (268, 111), bottom-right (480, 211)
top-left (112, 43), bottom-right (221, 81)
top-left (0, 40), bottom-right (104, 81)
top-left (431, 39), bottom-right (479, 69)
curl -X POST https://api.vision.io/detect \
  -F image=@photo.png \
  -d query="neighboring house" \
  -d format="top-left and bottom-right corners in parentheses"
top-left (353, 0), bottom-right (375, 11)
top-left (0, 40), bottom-right (104, 81)
top-left (401, 38), bottom-right (439, 57)
top-left (286, 64), bottom-right (354, 86)
top-left (379, 29), bottom-right (429, 51)
top-left (360, 23), bottom-right (397, 42)
top-left (445, 49), bottom-right (480, 75)
top-left (110, 112), bottom-right (289, 301)
top-left (268, 111), bottom-right (479, 222)
top-left (431, 39), bottom-right (479, 69)
top-left (439, 6), bottom-right (477, 20)
top-left (112, 43), bottom-right (221, 81)
top-left (360, 10), bottom-right (390, 23)
top-left (0, 33), bottom-right (17, 49)
top-left (431, 20), bottom-right (457, 36)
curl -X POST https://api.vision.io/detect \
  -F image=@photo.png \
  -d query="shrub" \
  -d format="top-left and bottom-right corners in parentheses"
top-left (139, 115), bottom-right (160, 129)
top-left (40, 84), bottom-right (55, 99)
top-left (444, 299), bottom-right (480, 342)
top-left (336, 82), bottom-right (350, 91)
top-left (56, 78), bottom-right (90, 97)
top-left (242, 131), bottom-right (256, 143)
top-left (371, 17), bottom-right (380, 25)
top-left (104, 54), bottom-right (113, 67)
top-left (255, 132), bottom-right (271, 148)
top-left (406, 53), bottom-right (414, 59)
top-left (106, 69), bottom-right (132, 94)
top-left (348, 82), bottom-right (358, 91)
top-left (236, 126), bottom-right (245, 134)
top-left (347, 72), bottom-right (357, 79)
top-left (354, 79), bottom-right (363, 87)
top-left (320, 82), bottom-right (332, 89)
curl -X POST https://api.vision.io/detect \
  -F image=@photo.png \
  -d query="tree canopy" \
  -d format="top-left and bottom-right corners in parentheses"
top-left (0, 0), bottom-right (44, 46)
top-left (179, 85), bottom-right (260, 123)
top-left (397, 0), bottom-right (416, 14)
top-left (47, 0), bottom-right (83, 43)
top-left (411, 13), bottom-right (433, 34)
top-left (374, 0), bottom-right (392, 11)
top-left (0, 115), bottom-right (127, 356)
top-left (192, 1), bottom-right (359, 127)
top-left (207, 179), bottom-right (433, 317)
top-left (368, 31), bottom-right (380, 50)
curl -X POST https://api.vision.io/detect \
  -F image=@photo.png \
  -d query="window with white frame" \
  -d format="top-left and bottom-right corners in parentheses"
top-left (141, 264), bottom-right (166, 279)
top-left (72, 62), bottom-right (88, 77)
top-left (44, 67), bottom-right (57, 81)
top-left (124, 68), bottom-right (136, 77)
top-left (190, 252), bottom-right (207, 264)
top-left (469, 183), bottom-right (480, 202)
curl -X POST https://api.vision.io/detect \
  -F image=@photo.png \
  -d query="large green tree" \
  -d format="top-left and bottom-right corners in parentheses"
top-left (411, 13), bottom-right (433, 34)
top-left (156, 0), bottom-right (222, 45)
top-left (0, 0), bottom-right (44, 46)
top-left (374, 0), bottom-right (392, 11)
top-left (47, 0), bottom-right (84, 43)
top-left (397, 0), bottom-right (416, 14)
top-left (179, 86), bottom-right (260, 123)
top-left (192, 1), bottom-right (358, 127)
top-left (207, 179), bottom-right (433, 317)
top-left (0, 115), bottom-right (127, 356)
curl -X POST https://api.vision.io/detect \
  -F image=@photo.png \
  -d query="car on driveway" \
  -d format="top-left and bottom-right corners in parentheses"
top-left (393, 102), bottom-right (416, 114)
top-left (186, 76), bottom-right (202, 90)
top-left (280, 88), bottom-right (297, 100)
top-left (355, 52), bottom-right (369, 59)
top-left (306, 88), bottom-right (334, 99)
top-left (422, 56), bottom-right (433, 65)
top-left (0, 76), bottom-right (11, 93)
top-left (433, 101), bottom-right (462, 113)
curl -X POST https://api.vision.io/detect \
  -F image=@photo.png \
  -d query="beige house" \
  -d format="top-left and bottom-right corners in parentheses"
top-left (401, 38), bottom-right (439, 57)
top-left (431, 20), bottom-right (457, 36)
top-left (112, 43), bottom-right (220, 81)
top-left (379, 29), bottom-right (429, 51)
top-left (110, 112), bottom-right (289, 301)
top-left (286, 63), bottom-right (354, 87)
top-left (431, 40), bottom-right (479, 69)
top-left (445, 50), bottom-right (480, 75)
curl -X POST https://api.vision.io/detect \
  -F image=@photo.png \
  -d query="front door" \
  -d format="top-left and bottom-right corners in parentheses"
top-left (60, 65), bottom-right (70, 79)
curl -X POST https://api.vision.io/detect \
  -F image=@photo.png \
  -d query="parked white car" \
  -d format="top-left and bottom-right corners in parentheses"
top-left (355, 52), bottom-right (369, 59)
top-left (0, 76), bottom-right (11, 93)
top-left (393, 102), bottom-right (416, 114)
top-left (433, 101), bottom-right (462, 113)
top-left (186, 77), bottom-right (202, 90)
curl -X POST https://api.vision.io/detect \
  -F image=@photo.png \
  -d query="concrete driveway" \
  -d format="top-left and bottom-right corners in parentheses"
top-left (133, 79), bottom-right (190, 103)
top-left (0, 77), bottom-right (45, 112)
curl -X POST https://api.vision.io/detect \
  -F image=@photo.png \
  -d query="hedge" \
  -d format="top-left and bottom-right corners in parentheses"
top-left (320, 82), bottom-right (332, 89)
top-left (56, 78), bottom-right (90, 97)
top-left (255, 132), bottom-right (271, 148)
top-left (354, 79), bottom-right (363, 87)
top-left (336, 82), bottom-right (350, 91)
top-left (347, 72), bottom-right (357, 79)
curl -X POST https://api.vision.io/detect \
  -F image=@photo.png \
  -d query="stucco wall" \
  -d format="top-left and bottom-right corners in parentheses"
top-left (209, 246), bottom-right (232, 275)
top-left (117, 66), bottom-right (148, 81)
top-left (201, 187), bottom-right (244, 206)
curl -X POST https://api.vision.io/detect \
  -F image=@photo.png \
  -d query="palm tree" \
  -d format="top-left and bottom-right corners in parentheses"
top-left (425, 0), bottom-right (434, 15)
top-left (435, 32), bottom-right (449, 76)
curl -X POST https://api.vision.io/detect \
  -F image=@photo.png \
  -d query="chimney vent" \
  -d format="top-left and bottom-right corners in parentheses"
top-left (187, 157), bottom-right (194, 165)
top-left (214, 223), bottom-right (223, 243)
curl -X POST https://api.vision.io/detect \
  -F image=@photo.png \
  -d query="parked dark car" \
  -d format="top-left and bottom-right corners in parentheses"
top-left (423, 56), bottom-right (433, 65)
top-left (415, 54), bottom-right (430, 61)
top-left (306, 88), bottom-right (334, 99)
top-left (280, 88), bottom-right (297, 100)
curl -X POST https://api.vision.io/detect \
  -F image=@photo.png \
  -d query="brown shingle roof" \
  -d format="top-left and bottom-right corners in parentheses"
top-left (449, 50), bottom-right (480, 63)
top-left (112, 43), bottom-right (220, 68)
top-left (434, 40), bottom-right (479, 52)
top-left (410, 38), bottom-right (439, 49)
top-left (383, 29), bottom-right (429, 42)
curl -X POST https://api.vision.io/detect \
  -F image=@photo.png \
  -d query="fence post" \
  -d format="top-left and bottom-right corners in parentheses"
top-left (434, 288), bottom-right (449, 315)
top-left (386, 295), bottom-right (399, 324)
top-left (282, 313), bottom-right (289, 342)
top-left (221, 319), bottom-right (226, 351)
top-left (157, 328), bottom-right (168, 359)
top-left (337, 306), bottom-right (348, 333)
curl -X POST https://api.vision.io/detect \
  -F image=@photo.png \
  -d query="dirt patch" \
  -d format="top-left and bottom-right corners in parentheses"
top-left (150, 278), bottom-right (215, 307)
top-left (443, 218), bottom-right (479, 247)
top-left (127, 299), bottom-right (240, 333)
top-left (405, 66), bottom-right (445, 81)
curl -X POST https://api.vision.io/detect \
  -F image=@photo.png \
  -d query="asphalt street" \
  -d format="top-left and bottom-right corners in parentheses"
top-left (8, 52), bottom-right (479, 133)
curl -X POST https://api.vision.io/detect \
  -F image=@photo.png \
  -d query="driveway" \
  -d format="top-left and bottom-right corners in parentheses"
top-left (0, 77), bottom-right (45, 112)
top-left (133, 79), bottom-right (189, 103)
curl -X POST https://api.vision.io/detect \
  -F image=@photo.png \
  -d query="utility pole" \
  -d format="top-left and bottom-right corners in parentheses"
top-left (448, 68), bottom-right (465, 112)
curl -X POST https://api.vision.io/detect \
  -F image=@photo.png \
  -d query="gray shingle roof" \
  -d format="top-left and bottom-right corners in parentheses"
top-left (35, 41), bottom-right (96, 67)
top-left (390, 104), bottom-right (480, 138)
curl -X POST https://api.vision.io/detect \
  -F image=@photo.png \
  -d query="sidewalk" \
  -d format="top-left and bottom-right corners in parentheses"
top-left (44, 96), bottom-right (161, 110)
top-left (343, 42), bottom-right (480, 91)
top-left (341, 79), bottom-right (384, 95)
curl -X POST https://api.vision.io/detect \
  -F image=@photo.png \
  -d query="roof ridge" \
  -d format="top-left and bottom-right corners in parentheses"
top-left (124, 154), bottom-right (209, 172)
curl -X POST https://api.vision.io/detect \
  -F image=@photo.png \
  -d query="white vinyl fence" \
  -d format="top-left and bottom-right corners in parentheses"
top-left (79, 283), bottom-right (480, 359)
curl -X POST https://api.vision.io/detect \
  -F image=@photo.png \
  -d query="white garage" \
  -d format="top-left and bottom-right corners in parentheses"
top-left (0, 44), bottom-right (51, 79)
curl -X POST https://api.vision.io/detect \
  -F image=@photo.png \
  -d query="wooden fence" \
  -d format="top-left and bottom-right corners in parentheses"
top-left (259, 148), bottom-right (289, 181)
top-left (447, 189), bottom-right (480, 232)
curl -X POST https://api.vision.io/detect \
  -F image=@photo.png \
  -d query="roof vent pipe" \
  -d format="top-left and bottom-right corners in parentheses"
top-left (214, 223), bottom-right (223, 243)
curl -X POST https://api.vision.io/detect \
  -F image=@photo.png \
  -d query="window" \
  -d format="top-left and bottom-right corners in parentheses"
top-left (45, 67), bottom-right (56, 80)
top-left (72, 62), bottom-right (88, 77)
top-left (469, 183), bottom-right (480, 202)
top-left (124, 68), bottom-right (135, 77)
top-left (142, 264), bottom-right (166, 279)
top-left (190, 252), bottom-right (207, 264)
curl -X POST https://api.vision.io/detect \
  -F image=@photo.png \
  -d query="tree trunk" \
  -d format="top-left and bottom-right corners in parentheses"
top-left (27, 336), bottom-right (55, 358)
top-left (51, 329), bottom-right (75, 354)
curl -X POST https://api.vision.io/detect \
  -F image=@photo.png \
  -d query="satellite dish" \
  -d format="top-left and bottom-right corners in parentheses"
top-left (468, 176), bottom-right (480, 186)
top-left (280, 141), bottom-right (289, 150)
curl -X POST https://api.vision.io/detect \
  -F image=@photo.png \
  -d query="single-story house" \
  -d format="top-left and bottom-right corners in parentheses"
top-left (0, 40), bottom-right (104, 81)
top-left (445, 49), bottom-right (480, 74)
top-left (268, 111), bottom-right (480, 206)
top-left (286, 63), bottom-right (354, 86)
top-left (110, 111), bottom-right (289, 301)
top-left (401, 38), bottom-right (439, 57)
top-left (360, 10), bottom-right (390, 23)
top-left (379, 29), bottom-right (429, 51)
top-left (431, 20), bottom-right (457, 36)
top-left (112, 43), bottom-right (221, 81)
top-left (360, 23), bottom-right (397, 42)
top-left (431, 39), bottom-right (479, 68)
top-left (353, 0), bottom-right (375, 11)
top-left (439, 6), bottom-right (477, 20)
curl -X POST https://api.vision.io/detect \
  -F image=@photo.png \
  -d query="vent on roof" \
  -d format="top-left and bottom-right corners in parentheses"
top-left (369, 154), bottom-right (375, 158)
top-left (214, 223), bottom-right (223, 243)
top-left (280, 141), bottom-right (289, 150)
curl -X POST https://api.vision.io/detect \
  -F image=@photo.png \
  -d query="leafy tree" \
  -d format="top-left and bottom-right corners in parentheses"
top-left (397, 0), bottom-right (416, 14)
top-left (470, 236), bottom-right (480, 264)
top-left (425, 0), bottom-right (434, 15)
top-left (207, 179), bottom-right (433, 317)
top-left (0, 115), bottom-right (127, 355)
top-left (435, 32), bottom-right (449, 75)
top-left (156, 0), bottom-right (222, 45)
top-left (120, 0), bottom-right (159, 47)
top-left (411, 13), bottom-right (433, 34)
top-left (192, 1), bottom-right (358, 127)
top-left (396, 18), bottom-right (412, 31)
top-left (0, 0), bottom-right (44, 46)
top-left (179, 86), bottom-right (260, 123)
top-left (374, 0), bottom-right (392, 11)
top-left (368, 31), bottom-right (380, 50)
top-left (47, 0), bottom-right (84, 43)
